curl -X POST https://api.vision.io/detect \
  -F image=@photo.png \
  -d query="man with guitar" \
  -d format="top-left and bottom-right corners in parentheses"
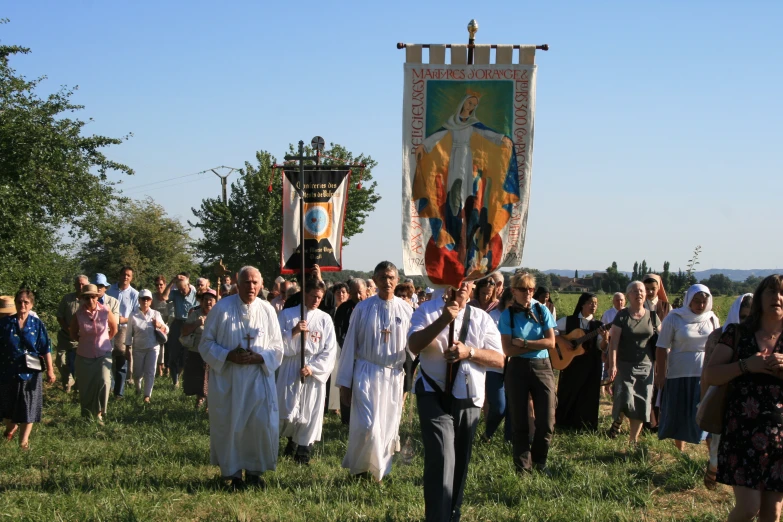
top-left (553, 293), bottom-right (609, 431)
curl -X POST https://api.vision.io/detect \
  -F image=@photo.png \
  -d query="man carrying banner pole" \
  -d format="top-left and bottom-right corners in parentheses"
top-left (398, 19), bottom-right (545, 520)
top-left (407, 281), bottom-right (504, 521)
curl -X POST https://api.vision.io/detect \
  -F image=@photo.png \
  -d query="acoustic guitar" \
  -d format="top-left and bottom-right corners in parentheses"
top-left (548, 323), bottom-right (610, 371)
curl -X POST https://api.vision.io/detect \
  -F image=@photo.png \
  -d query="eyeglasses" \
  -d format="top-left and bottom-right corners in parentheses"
top-left (513, 287), bottom-right (535, 293)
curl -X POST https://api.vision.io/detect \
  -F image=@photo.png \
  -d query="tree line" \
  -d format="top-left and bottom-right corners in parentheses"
top-left (0, 26), bottom-right (380, 330)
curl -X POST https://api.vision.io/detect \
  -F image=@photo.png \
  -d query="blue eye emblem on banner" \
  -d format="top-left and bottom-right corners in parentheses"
top-left (304, 205), bottom-right (330, 238)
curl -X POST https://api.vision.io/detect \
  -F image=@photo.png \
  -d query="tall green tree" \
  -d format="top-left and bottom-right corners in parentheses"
top-left (605, 261), bottom-right (630, 292)
top-left (190, 144), bottom-right (380, 280)
top-left (662, 261), bottom-right (671, 291)
top-left (78, 198), bottom-right (197, 289)
top-left (0, 23), bottom-right (131, 324)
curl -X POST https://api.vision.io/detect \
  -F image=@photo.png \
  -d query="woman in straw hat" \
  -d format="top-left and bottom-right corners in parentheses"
top-left (0, 290), bottom-right (56, 450)
top-left (70, 284), bottom-right (117, 423)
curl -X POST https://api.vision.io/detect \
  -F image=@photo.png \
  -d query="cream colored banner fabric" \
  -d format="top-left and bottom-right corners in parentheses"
top-left (401, 62), bottom-right (537, 288)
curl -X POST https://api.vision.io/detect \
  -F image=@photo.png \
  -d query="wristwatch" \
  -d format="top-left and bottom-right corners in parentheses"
top-left (468, 347), bottom-right (475, 360)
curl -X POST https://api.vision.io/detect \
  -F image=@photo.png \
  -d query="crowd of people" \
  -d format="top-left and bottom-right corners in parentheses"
top-left (1, 265), bottom-right (783, 522)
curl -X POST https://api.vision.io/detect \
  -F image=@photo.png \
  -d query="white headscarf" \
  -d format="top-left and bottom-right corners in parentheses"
top-left (669, 284), bottom-right (717, 326)
top-left (442, 95), bottom-right (480, 132)
top-left (725, 293), bottom-right (753, 327)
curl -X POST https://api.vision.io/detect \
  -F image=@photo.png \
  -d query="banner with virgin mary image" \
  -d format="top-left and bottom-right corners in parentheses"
top-left (401, 44), bottom-right (537, 288)
top-left (281, 167), bottom-right (351, 273)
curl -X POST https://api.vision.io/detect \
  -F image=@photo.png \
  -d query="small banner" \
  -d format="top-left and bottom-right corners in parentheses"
top-left (401, 45), bottom-right (537, 288)
top-left (281, 167), bottom-right (351, 273)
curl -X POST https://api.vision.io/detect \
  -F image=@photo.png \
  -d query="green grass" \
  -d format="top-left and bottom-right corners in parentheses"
top-left (1, 380), bottom-right (733, 521)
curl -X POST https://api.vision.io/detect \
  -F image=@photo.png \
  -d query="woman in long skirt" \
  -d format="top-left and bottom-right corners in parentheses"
top-left (181, 290), bottom-right (216, 408)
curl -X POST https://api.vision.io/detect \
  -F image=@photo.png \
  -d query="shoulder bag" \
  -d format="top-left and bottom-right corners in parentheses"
top-left (646, 310), bottom-right (659, 361)
top-left (696, 325), bottom-right (741, 434)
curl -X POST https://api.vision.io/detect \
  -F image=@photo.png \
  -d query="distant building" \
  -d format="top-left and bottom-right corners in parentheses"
top-left (552, 272), bottom-right (606, 292)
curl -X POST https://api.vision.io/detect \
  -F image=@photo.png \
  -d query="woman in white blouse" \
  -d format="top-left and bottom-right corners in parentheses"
top-left (655, 284), bottom-right (719, 450)
top-left (125, 289), bottom-right (169, 403)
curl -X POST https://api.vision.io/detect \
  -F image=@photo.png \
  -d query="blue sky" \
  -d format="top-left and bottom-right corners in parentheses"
top-left (4, 1), bottom-right (781, 274)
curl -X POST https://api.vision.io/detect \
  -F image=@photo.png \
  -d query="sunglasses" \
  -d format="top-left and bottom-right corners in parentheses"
top-left (513, 287), bottom-right (536, 293)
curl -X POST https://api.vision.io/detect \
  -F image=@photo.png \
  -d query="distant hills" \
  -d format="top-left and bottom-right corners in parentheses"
top-left (543, 268), bottom-right (780, 282)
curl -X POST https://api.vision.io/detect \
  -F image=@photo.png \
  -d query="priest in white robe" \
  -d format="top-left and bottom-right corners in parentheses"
top-left (336, 261), bottom-right (413, 481)
top-left (277, 279), bottom-right (337, 464)
top-left (198, 266), bottom-right (283, 490)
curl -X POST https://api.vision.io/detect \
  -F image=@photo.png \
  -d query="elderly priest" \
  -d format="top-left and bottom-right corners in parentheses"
top-left (198, 266), bottom-right (284, 490)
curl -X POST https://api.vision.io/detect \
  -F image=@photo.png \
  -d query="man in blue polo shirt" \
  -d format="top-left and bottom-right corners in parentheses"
top-left (160, 272), bottom-right (197, 387)
top-left (106, 266), bottom-right (139, 398)
top-left (499, 271), bottom-right (557, 475)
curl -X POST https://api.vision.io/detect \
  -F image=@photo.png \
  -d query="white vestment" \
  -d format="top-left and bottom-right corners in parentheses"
top-left (277, 307), bottom-right (337, 446)
top-left (336, 295), bottom-right (413, 480)
top-left (198, 295), bottom-right (283, 477)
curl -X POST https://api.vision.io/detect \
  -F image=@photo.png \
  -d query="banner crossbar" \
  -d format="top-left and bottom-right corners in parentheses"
top-left (396, 43), bottom-right (549, 51)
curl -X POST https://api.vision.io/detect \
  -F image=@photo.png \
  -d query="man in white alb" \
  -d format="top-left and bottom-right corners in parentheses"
top-left (277, 279), bottom-right (337, 464)
top-left (336, 261), bottom-right (413, 481)
top-left (198, 266), bottom-right (283, 490)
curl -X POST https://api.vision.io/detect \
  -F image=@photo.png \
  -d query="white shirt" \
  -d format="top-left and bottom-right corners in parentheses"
top-left (656, 312), bottom-right (719, 379)
top-left (602, 307), bottom-right (620, 325)
top-left (408, 299), bottom-right (503, 407)
top-left (555, 313), bottom-right (594, 334)
top-left (126, 307), bottom-right (167, 351)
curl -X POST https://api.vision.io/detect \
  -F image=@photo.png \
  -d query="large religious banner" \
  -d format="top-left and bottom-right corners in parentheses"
top-left (281, 167), bottom-right (351, 273)
top-left (401, 44), bottom-right (537, 288)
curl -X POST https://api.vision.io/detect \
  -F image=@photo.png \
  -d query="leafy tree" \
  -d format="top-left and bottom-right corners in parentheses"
top-left (190, 144), bottom-right (380, 281)
top-left (640, 260), bottom-right (648, 277)
top-left (604, 261), bottom-right (629, 293)
top-left (662, 261), bottom-right (671, 291)
top-left (632, 262), bottom-right (639, 281)
top-left (574, 270), bottom-right (579, 278)
top-left (699, 273), bottom-right (734, 296)
top-left (78, 198), bottom-right (197, 289)
top-left (0, 22), bottom-right (131, 326)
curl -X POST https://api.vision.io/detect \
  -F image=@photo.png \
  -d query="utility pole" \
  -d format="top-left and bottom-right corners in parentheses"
top-left (211, 166), bottom-right (239, 204)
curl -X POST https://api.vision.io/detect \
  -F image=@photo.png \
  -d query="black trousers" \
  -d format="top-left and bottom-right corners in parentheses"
top-left (416, 378), bottom-right (479, 522)
top-left (505, 357), bottom-right (556, 471)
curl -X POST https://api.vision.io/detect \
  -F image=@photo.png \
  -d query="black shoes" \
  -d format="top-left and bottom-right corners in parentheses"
top-left (245, 474), bottom-right (267, 489)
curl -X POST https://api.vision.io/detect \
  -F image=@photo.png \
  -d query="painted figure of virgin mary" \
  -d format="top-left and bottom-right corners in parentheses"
top-left (412, 90), bottom-right (520, 288)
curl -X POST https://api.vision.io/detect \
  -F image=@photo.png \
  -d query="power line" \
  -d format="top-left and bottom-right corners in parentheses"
top-left (120, 176), bottom-right (214, 197)
top-left (117, 168), bottom-right (211, 192)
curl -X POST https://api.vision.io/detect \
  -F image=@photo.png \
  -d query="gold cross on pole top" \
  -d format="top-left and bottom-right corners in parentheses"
top-left (381, 328), bottom-right (391, 343)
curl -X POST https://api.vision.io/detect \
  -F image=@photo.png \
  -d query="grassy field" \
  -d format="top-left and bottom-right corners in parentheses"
top-left (1, 370), bottom-right (735, 522)
top-left (550, 294), bottom-right (736, 325)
